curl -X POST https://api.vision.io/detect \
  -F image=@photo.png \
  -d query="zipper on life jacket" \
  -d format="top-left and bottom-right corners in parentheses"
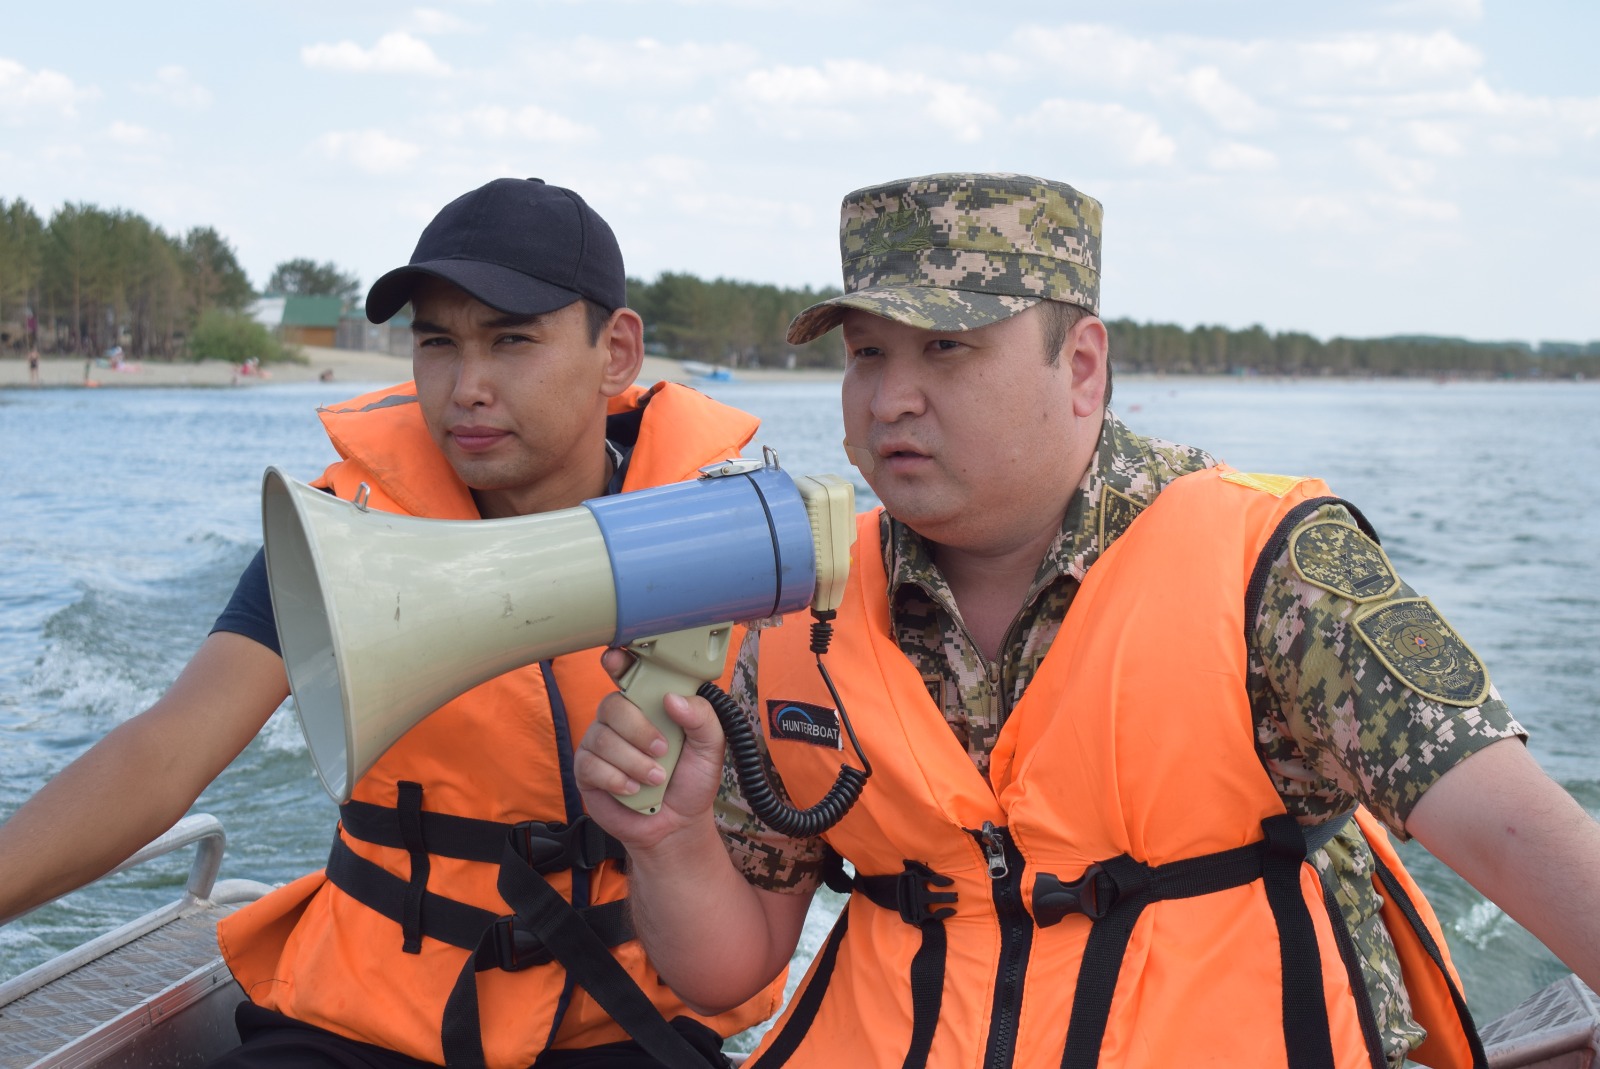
top-left (975, 821), bottom-right (1031, 1068)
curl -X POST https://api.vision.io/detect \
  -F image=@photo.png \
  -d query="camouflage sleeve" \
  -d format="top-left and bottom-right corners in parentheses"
top-left (1249, 502), bottom-right (1526, 839)
top-left (712, 626), bottom-right (827, 894)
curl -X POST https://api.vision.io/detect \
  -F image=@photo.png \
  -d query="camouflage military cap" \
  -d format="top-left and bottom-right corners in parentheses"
top-left (787, 172), bottom-right (1102, 345)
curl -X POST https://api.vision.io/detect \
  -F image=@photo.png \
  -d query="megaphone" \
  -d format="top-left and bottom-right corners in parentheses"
top-left (261, 454), bottom-right (855, 812)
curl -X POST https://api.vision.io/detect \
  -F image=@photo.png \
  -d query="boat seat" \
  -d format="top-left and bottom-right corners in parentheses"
top-left (0, 816), bottom-right (272, 1069)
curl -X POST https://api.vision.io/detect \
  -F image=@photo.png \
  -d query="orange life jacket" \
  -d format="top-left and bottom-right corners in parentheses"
top-left (746, 466), bottom-right (1484, 1069)
top-left (218, 380), bottom-right (783, 1068)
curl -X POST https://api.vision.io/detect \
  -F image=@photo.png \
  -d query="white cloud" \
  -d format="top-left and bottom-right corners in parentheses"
top-left (134, 65), bottom-right (211, 109)
top-left (1375, 194), bottom-right (1460, 222)
top-left (737, 60), bottom-right (998, 142)
top-left (641, 155), bottom-right (706, 185)
top-left (1349, 137), bottom-right (1437, 193)
top-left (453, 105), bottom-right (598, 142)
top-left (669, 190), bottom-right (814, 232)
top-left (411, 8), bottom-right (479, 34)
top-left (1208, 141), bottom-right (1277, 171)
top-left (523, 36), bottom-right (760, 89)
top-left (107, 121), bottom-right (160, 147)
top-left (1019, 99), bottom-right (1177, 167)
top-left (1292, 31), bottom-right (1481, 90)
top-left (1014, 24), bottom-right (1183, 91)
top-left (316, 129), bottom-right (422, 173)
top-left (301, 32), bottom-right (451, 76)
top-left (1380, 0), bottom-right (1484, 20)
top-left (923, 84), bottom-right (998, 142)
top-left (0, 58), bottom-right (96, 122)
top-left (1406, 120), bottom-right (1464, 155)
top-left (1177, 66), bottom-right (1273, 133)
top-left (660, 102), bottom-right (718, 135)
top-left (1261, 193), bottom-right (1365, 234)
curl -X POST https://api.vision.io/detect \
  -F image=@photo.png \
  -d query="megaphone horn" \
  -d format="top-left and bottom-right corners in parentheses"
top-left (261, 457), bottom-right (854, 808)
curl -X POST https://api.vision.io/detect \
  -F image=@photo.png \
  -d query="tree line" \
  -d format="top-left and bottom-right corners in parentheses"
top-left (0, 199), bottom-right (256, 359)
top-left (628, 271), bottom-right (843, 369)
top-left (3, 197), bottom-right (1594, 378)
top-left (1104, 321), bottom-right (1600, 381)
top-left (628, 275), bottom-right (1598, 380)
top-left (0, 197), bottom-right (366, 361)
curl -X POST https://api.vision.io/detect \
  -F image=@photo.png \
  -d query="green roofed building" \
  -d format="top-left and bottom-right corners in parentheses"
top-left (278, 295), bottom-right (345, 348)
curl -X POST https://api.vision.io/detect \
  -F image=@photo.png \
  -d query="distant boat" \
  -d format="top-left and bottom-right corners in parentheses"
top-left (682, 361), bottom-right (734, 382)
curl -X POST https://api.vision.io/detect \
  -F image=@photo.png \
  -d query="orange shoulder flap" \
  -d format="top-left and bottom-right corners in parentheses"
top-left (310, 382), bottom-right (477, 519)
top-left (615, 382), bottom-right (759, 491)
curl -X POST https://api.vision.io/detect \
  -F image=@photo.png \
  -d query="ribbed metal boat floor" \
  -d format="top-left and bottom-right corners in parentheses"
top-left (1480, 973), bottom-right (1600, 1066)
top-left (0, 904), bottom-right (235, 1068)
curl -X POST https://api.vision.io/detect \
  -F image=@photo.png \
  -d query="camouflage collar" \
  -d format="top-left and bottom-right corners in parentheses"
top-left (884, 409), bottom-right (1216, 603)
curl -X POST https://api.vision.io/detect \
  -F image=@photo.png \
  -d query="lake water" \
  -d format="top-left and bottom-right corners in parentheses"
top-left (1, 373), bottom-right (1597, 1039)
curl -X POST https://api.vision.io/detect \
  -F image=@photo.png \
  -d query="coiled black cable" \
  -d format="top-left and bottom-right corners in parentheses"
top-left (696, 611), bottom-right (871, 838)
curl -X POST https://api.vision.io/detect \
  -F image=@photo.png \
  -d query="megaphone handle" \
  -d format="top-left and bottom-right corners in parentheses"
top-left (614, 624), bottom-right (734, 815)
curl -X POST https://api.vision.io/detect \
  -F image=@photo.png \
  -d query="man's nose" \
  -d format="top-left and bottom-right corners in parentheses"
top-left (869, 355), bottom-right (926, 422)
top-left (451, 347), bottom-right (495, 406)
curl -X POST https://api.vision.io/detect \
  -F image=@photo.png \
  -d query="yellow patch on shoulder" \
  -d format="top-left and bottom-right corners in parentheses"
top-left (1353, 598), bottom-right (1491, 707)
top-left (1219, 471), bottom-right (1308, 497)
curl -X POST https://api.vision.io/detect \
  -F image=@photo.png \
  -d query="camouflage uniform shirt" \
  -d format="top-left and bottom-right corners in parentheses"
top-left (715, 409), bottom-right (1523, 1064)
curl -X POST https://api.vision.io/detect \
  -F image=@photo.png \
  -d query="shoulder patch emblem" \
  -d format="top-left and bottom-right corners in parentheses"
top-left (1290, 520), bottom-right (1400, 602)
top-left (1353, 598), bottom-right (1491, 707)
top-left (1220, 471), bottom-right (1307, 497)
top-left (1097, 485), bottom-right (1144, 555)
top-left (767, 699), bottom-right (843, 749)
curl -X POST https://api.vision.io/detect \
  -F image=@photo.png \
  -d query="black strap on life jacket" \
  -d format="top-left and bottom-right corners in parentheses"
top-left (395, 782), bottom-right (429, 953)
top-left (850, 860), bottom-right (958, 1069)
top-left (1035, 814), bottom-right (1336, 1069)
top-left (1371, 855), bottom-right (1490, 1069)
top-left (324, 835), bottom-right (636, 962)
top-left (326, 800), bottom-right (706, 1069)
top-left (439, 837), bottom-right (714, 1069)
top-left (340, 796), bottom-right (627, 869)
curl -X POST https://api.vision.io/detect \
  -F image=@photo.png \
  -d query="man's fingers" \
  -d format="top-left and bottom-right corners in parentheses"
top-left (576, 722), bottom-right (666, 792)
top-left (600, 647), bottom-right (636, 684)
top-left (594, 690), bottom-right (668, 754)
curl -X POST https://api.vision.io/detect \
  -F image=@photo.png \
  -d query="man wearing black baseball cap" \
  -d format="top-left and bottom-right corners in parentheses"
top-left (0, 178), bottom-right (778, 1069)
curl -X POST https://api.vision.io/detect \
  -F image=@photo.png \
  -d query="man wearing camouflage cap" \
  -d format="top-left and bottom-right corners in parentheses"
top-left (577, 173), bottom-right (1600, 1066)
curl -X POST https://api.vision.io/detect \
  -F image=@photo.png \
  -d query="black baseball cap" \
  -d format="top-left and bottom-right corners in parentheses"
top-left (365, 177), bottom-right (626, 323)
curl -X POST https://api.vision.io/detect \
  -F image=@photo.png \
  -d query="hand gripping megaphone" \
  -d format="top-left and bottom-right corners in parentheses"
top-left (261, 453), bottom-right (858, 817)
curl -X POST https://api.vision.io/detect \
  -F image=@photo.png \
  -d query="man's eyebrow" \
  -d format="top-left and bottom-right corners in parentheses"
top-left (411, 312), bottom-right (546, 334)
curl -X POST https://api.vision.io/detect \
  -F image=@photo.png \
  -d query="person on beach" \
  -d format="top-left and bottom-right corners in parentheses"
top-left (0, 177), bottom-right (779, 1069)
top-left (27, 347), bottom-right (39, 386)
top-left (575, 172), bottom-right (1600, 1067)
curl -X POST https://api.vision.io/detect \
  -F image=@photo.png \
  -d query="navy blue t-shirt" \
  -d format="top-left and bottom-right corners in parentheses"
top-left (211, 547), bottom-right (281, 654)
top-left (209, 420), bottom-right (641, 656)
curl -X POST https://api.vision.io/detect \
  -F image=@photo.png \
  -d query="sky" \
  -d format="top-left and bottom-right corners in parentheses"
top-left (2, 0), bottom-right (1597, 346)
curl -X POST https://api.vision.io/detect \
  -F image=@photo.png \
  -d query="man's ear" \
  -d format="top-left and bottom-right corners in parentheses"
top-left (1067, 316), bottom-right (1109, 417)
top-left (600, 308), bottom-right (645, 398)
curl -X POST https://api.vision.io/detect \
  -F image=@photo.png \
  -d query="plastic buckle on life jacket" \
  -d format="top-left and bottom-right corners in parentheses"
top-left (510, 816), bottom-right (623, 874)
top-left (893, 860), bottom-right (958, 926)
top-left (1032, 864), bottom-right (1116, 926)
top-left (483, 915), bottom-right (556, 972)
top-left (510, 821), bottom-right (571, 873)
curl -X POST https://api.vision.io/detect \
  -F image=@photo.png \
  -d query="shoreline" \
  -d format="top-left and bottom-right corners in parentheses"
top-left (0, 346), bottom-right (843, 390)
top-left (4, 350), bottom-right (1587, 392)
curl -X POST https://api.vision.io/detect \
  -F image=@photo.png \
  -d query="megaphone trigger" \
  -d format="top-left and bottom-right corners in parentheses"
top-left (613, 624), bottom-right (734, 815)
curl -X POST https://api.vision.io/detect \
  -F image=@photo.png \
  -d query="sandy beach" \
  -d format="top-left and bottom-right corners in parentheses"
top-left (0, 346), bottom-right (841, 390)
